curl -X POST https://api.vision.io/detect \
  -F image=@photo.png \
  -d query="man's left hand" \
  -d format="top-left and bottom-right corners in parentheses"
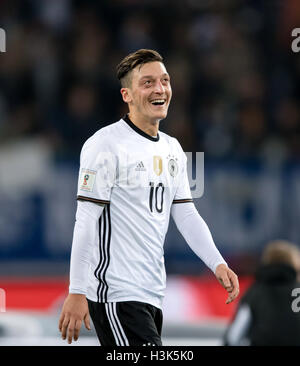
top-left (215, 264), bottom-right (239, 304)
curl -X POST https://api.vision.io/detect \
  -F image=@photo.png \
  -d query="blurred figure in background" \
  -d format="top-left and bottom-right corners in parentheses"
top-left (223, 240), bottom-right (300, 346)
top-left (47, 81), bottom-right (105, 160)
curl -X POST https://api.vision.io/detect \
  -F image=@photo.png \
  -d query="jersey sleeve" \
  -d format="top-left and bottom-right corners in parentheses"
top-left (173, 142), bottom-right (193, 204)
top-left (76, 133), bottom-right (116, 205)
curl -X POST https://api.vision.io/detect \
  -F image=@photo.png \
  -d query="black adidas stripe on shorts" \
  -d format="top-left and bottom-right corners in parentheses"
top-left (87, 299), bottom-right (163, 346)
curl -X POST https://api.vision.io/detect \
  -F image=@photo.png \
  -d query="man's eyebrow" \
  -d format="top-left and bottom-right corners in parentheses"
top-left (139, 75), bottom-right (154, 80)
top-left (139, 73), bottom-right (170, 80)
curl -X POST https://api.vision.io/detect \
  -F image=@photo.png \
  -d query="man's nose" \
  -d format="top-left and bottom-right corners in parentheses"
top-left (153, 80), bottom-right (164, 93)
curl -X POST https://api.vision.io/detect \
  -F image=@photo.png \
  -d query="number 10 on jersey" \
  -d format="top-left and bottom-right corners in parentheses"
top-left (149, 182), bottom-right (164, 213)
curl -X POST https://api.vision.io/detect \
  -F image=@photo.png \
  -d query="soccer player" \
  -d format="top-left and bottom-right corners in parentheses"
top-left (58, 49), bottom-right (239, 346)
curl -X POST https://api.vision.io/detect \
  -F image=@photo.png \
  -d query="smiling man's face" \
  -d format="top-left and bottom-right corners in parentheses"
top-left (121, 61), bottom-right (172, 124)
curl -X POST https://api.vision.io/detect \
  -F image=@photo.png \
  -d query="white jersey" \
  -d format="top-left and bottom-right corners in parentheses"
top-left (76, 115), bottom-right (193, 309)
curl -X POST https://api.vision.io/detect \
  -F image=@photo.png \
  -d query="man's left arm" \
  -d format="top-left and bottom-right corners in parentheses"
top-left (171, 202), bottom-right (239, 304)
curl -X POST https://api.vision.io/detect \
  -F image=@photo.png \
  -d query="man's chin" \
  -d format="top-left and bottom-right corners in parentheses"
top-left (151, 111), bottom-right (168, 121)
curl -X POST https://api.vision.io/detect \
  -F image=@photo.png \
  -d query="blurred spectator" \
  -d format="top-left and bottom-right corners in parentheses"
top-left (275, 98), bottom-right (300, 161)
top-left (223, 240), bottom-right (300, 346)
top-left (234, 102), bottom-right (267, 160)
top-left (47, 81), bottom-right (106, 160)
top-left (118, 13), bottom-right (157, 53)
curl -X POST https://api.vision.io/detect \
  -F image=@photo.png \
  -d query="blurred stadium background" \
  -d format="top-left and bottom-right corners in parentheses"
top-left (0, 0), bottom-right (300, 346)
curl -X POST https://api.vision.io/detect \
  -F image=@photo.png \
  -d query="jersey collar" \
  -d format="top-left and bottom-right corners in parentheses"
top-left (123, 114), bottom-right (160, 142)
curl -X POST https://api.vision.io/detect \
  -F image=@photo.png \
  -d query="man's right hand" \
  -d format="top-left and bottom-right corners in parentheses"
top-left (58, 293), bottom-right (91, 344)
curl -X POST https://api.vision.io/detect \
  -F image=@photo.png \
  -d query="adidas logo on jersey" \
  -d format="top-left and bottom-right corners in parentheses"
top-left (135, 161), bottom-right (146, 171)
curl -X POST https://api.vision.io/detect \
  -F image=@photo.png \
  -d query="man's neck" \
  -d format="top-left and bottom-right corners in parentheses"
top-left (128, 112), bottom-right (159, 137)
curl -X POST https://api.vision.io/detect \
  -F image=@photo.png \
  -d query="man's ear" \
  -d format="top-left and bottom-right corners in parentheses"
top-left (120, 88), bottom-right (132, 103)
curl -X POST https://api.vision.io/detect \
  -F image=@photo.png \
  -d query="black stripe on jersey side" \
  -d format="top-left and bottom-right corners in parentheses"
top-left (98, 207), bottom-right (108, 302)
top-left (123, 114), bottom-right (159, 142)
top-left (77, 195), bottom-right (110, 205)
top-left (93, 209), bottom-right (102, 284)
top-left (94, 206), bottom-right (108, 303)
top-left (100, 204), bottom-right (111, 303)
top-left (172, 198), bottom-right (193, 204)
top-left (94, 207), bottom-right (105, 302)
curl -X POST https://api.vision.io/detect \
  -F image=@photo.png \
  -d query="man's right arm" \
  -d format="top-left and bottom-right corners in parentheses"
top-left (69, 200), bottom-right (104, 294)
top-left (59, 132), bottom-right (115, 343)
top-left (59, 200), bottom-right (104, 344)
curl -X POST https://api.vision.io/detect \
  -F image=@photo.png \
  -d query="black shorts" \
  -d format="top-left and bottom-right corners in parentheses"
top-left (87, 299), bottom-right (163, 346)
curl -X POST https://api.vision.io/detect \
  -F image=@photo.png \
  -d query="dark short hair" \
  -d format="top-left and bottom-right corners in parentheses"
top-left (116, 49), bottom-right (163, 87)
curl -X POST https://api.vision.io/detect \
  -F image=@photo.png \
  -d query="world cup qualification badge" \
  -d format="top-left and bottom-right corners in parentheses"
top-left (83, 174), bottom-right (89, 185)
